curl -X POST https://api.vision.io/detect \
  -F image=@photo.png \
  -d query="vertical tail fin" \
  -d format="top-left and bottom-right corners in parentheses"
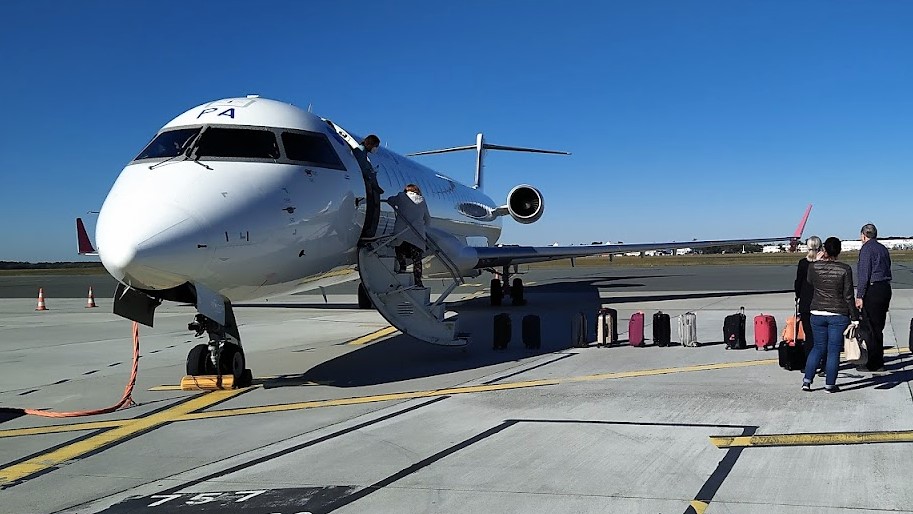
top-left (789, 204), bottom-right (813, 251)
top-left (76, 218), bottom-right (97, 255)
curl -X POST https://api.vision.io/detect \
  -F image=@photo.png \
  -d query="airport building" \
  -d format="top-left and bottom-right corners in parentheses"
top-left (763, 238), bottom-right (913, 253)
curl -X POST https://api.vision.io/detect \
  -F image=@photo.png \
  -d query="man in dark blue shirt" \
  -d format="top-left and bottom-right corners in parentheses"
top-left (855, 223), bottom-right (892, 372)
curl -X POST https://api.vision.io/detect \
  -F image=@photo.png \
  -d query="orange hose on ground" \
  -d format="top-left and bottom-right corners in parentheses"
top-left (24, 322), bottom-right (140, 418)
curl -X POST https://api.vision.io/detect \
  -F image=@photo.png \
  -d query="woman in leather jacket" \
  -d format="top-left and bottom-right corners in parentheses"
top-left (802, 237), bottom-right (860, 392)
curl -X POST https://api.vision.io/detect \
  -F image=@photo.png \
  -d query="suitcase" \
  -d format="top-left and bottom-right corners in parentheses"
top-left (493, 313), bottom-right (511, 350)
top-left (653, 311), bottom-right (671, 347)
top-left (678, 312), bottom-right (699, 347)
top-left (572, 311), bottom-right (588, 348)
top-left (754, 314), bottom-right (777, 350)
top-left (596, 307), bottom-right (618, 347)
top-left (778, 300), bottom-right (807, 370)
top-left (522, 314), bottom-right (541, 349)
top-left (629, 312), bottom-right (645, 347)
top-left (724, 307), bottom-right (747, 350)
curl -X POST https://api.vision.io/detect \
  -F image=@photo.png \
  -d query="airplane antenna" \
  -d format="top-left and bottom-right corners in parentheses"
top-left (307, 104), bottom-right (313, 113)
top-left (406, 133), bottom-right (569, 191)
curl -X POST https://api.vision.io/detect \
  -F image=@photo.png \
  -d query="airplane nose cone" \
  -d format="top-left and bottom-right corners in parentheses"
top-left (97, 205), bottom-right (211, 290)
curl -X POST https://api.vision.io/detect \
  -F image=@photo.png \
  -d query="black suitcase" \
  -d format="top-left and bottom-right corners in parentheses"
top-left (778, 341), bottom-right (806, 370)
top-left (723, 307), bottom-right (747, 349)
top-left (653, 311), bottom-right (671, 347)
top-left (493, 313), bottom-right (511, 350)
top-left (522, 314), bottom-right (541, 349)
top-left (779, 300), bottom-right (807, 371)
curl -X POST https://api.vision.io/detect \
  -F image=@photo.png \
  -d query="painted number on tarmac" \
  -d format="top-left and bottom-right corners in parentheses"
top-left (147, 490), bottom-right (268, 506)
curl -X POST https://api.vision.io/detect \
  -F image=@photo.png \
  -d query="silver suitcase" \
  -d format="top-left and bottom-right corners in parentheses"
top-left (678, 312), bottom-right (699, 347)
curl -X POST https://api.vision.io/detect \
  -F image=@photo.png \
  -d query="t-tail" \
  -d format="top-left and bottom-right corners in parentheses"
top-left (406, 133), bottom-right (569, 191)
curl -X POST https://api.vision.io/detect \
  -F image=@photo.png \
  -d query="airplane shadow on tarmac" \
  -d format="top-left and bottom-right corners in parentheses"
top-left (265, 278), bottom-right (791, 389)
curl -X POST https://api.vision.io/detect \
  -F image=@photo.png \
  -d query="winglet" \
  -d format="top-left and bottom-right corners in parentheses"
top-left (76, 218), bottom-right (97, 255)
top-left (789, 204), bottom-right (813, 251)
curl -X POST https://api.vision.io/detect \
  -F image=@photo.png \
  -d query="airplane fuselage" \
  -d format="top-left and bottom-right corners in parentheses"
top-left (96, 97), bottom-right (501, 302)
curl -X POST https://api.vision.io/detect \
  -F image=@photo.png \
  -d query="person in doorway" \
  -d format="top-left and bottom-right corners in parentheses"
top-left (795, 236), bottom-right (823, 373)
top-left (387, 184), bottom-right (431, 287)
top-left (802, 237), bottom-right (860, 393)
top-left (352, 134), bottom-right (384, 241)
top-left (855, 223), bottom-right (892, 372)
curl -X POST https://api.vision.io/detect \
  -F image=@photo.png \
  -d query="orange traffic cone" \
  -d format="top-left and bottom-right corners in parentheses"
top-left (35, 288), bottom-right (48, 311)
top-left (86, 286), bottom-right (97, 308)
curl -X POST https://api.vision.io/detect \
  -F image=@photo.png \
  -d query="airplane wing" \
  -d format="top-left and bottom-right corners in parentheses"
top-left (472, 204), bottom-right (813, 269)
top-left (472, 236), bottom-right (791, 268)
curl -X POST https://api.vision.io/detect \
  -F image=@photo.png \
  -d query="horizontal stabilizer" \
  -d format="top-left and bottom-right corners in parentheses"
top-left (76, 218), bottom-right (97, 255)
top-left (406, 133), bottom-right (569, 191)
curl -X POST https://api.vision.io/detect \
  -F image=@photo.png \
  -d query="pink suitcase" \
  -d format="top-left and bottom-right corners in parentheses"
top-left (754, 314), bottom-right (777, 350)
top-left (629, 312), bottom-right (645, 346)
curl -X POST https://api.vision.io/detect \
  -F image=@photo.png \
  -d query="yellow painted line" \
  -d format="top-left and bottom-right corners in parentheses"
top-left (690, 500), bottom-right (709, 514)
top-left (0, 388), bottom-right (247, 485)
top-left (711, 429), bottom-right (913, 449)
top-left (347, 326), bottom-right (398, 345)
top-left (0, 420), bottom-right (127, 439)
top-left (178, 358), bottom-right (779, 421)
top-left (3, 358), bottom-right (782, 442)
top-left (178, 379), bottom-right (560, 421)
top-left (568, 359), bottom-right (778, 383)
top-left (149, 385), bottom-right (184, 391)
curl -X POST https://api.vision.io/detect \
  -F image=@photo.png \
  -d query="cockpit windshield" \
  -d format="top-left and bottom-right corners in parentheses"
top-left (195, 127), bottom-right (280, 159)
top-left (134, 128), bottom-right (201, 160)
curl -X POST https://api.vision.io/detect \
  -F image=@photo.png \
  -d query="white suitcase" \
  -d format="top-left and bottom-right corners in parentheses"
top-left (678, 312), bottom-right (699, 347)
top-left (596, 307), bottom-right (617, 347)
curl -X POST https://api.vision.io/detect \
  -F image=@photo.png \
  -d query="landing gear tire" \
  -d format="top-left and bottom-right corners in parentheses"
top-left (219, 344), bottom-right (246, 382)
top-left (490, 279), bottom-right (503, 306)
top-left (358, 282), bottom-right (373, 309)
top-left (511, 278), bottom-right (525, 306)
top-left (187, 343), bottom-right (216, 376)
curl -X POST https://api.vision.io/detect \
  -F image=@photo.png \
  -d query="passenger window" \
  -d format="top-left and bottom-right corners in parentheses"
top-left (134, 128), bottom-right (201, 160)
top-left (281, 132), bottom-right (346, 170)
top-left (196, 128), bottom-right (280, 159)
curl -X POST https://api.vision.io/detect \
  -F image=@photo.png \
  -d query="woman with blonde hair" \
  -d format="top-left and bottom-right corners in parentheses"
top-left (795, 236), bottom-right (822, 370)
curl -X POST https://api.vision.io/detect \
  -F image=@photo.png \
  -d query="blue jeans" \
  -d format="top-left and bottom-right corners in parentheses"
top-left (803, 314), bottom-right (850, 387)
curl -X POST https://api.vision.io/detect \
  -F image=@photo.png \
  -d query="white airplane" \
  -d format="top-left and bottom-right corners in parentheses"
top-left (76, 96), bottom-right (809, 385)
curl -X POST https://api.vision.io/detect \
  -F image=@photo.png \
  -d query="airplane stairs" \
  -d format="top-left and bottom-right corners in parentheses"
top-left (357, 233), bottom-right (469, 347)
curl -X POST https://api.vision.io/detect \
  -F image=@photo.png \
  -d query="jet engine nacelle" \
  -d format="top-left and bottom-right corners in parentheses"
top-left (505, 184), bottom-right (544, 224)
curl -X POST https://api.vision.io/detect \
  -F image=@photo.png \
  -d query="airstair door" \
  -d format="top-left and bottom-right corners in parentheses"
top-left (324, 119), bottom-right (381, 241)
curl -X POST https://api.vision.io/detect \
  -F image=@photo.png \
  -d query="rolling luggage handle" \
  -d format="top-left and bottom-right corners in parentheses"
top-left (793, 298), bottom-right (798, 345)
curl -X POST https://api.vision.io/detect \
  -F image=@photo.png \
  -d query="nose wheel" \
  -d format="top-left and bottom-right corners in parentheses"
top-left (186, 309), bottom-right (251, 388)
top-left (186, 342), bottom-right (251, 386)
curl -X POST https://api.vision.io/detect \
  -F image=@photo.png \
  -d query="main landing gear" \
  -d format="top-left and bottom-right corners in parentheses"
top-left (490, 265), bottom-right (525, 306)
top-left (185, 303), bottom-right (252, 387)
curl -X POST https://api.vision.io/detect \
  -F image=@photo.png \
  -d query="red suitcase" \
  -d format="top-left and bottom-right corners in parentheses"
top-left (754, 314), bottom-right (777, 350)
top-left (629, 312), bottom-right (645, 347)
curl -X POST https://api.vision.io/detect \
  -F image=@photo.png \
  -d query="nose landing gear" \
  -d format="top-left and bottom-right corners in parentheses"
top-left (186, 311), bottom-right (252, 387)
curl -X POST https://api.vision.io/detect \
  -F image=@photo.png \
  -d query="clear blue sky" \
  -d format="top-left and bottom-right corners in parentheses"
top-left (1, 0), bottom-right (911, 261)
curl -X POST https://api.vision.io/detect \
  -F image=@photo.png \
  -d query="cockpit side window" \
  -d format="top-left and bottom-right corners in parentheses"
top-left (195, 127), bottom-right (280, 159)
top-left (281, 131), bottom-right (346, 170)
top-left (134, 128), bottom-right (201, 160)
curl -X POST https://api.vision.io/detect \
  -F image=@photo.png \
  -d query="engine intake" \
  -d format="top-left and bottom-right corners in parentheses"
top-left (506, 185), bottom-right (544, 224)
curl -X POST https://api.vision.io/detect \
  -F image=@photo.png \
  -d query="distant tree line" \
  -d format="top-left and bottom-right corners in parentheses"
top-left (0, 261), bottom-right (105, 270)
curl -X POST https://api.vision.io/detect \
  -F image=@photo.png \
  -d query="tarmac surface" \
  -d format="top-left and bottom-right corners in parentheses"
top-left (2, 264), bottom-right (913, 513)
